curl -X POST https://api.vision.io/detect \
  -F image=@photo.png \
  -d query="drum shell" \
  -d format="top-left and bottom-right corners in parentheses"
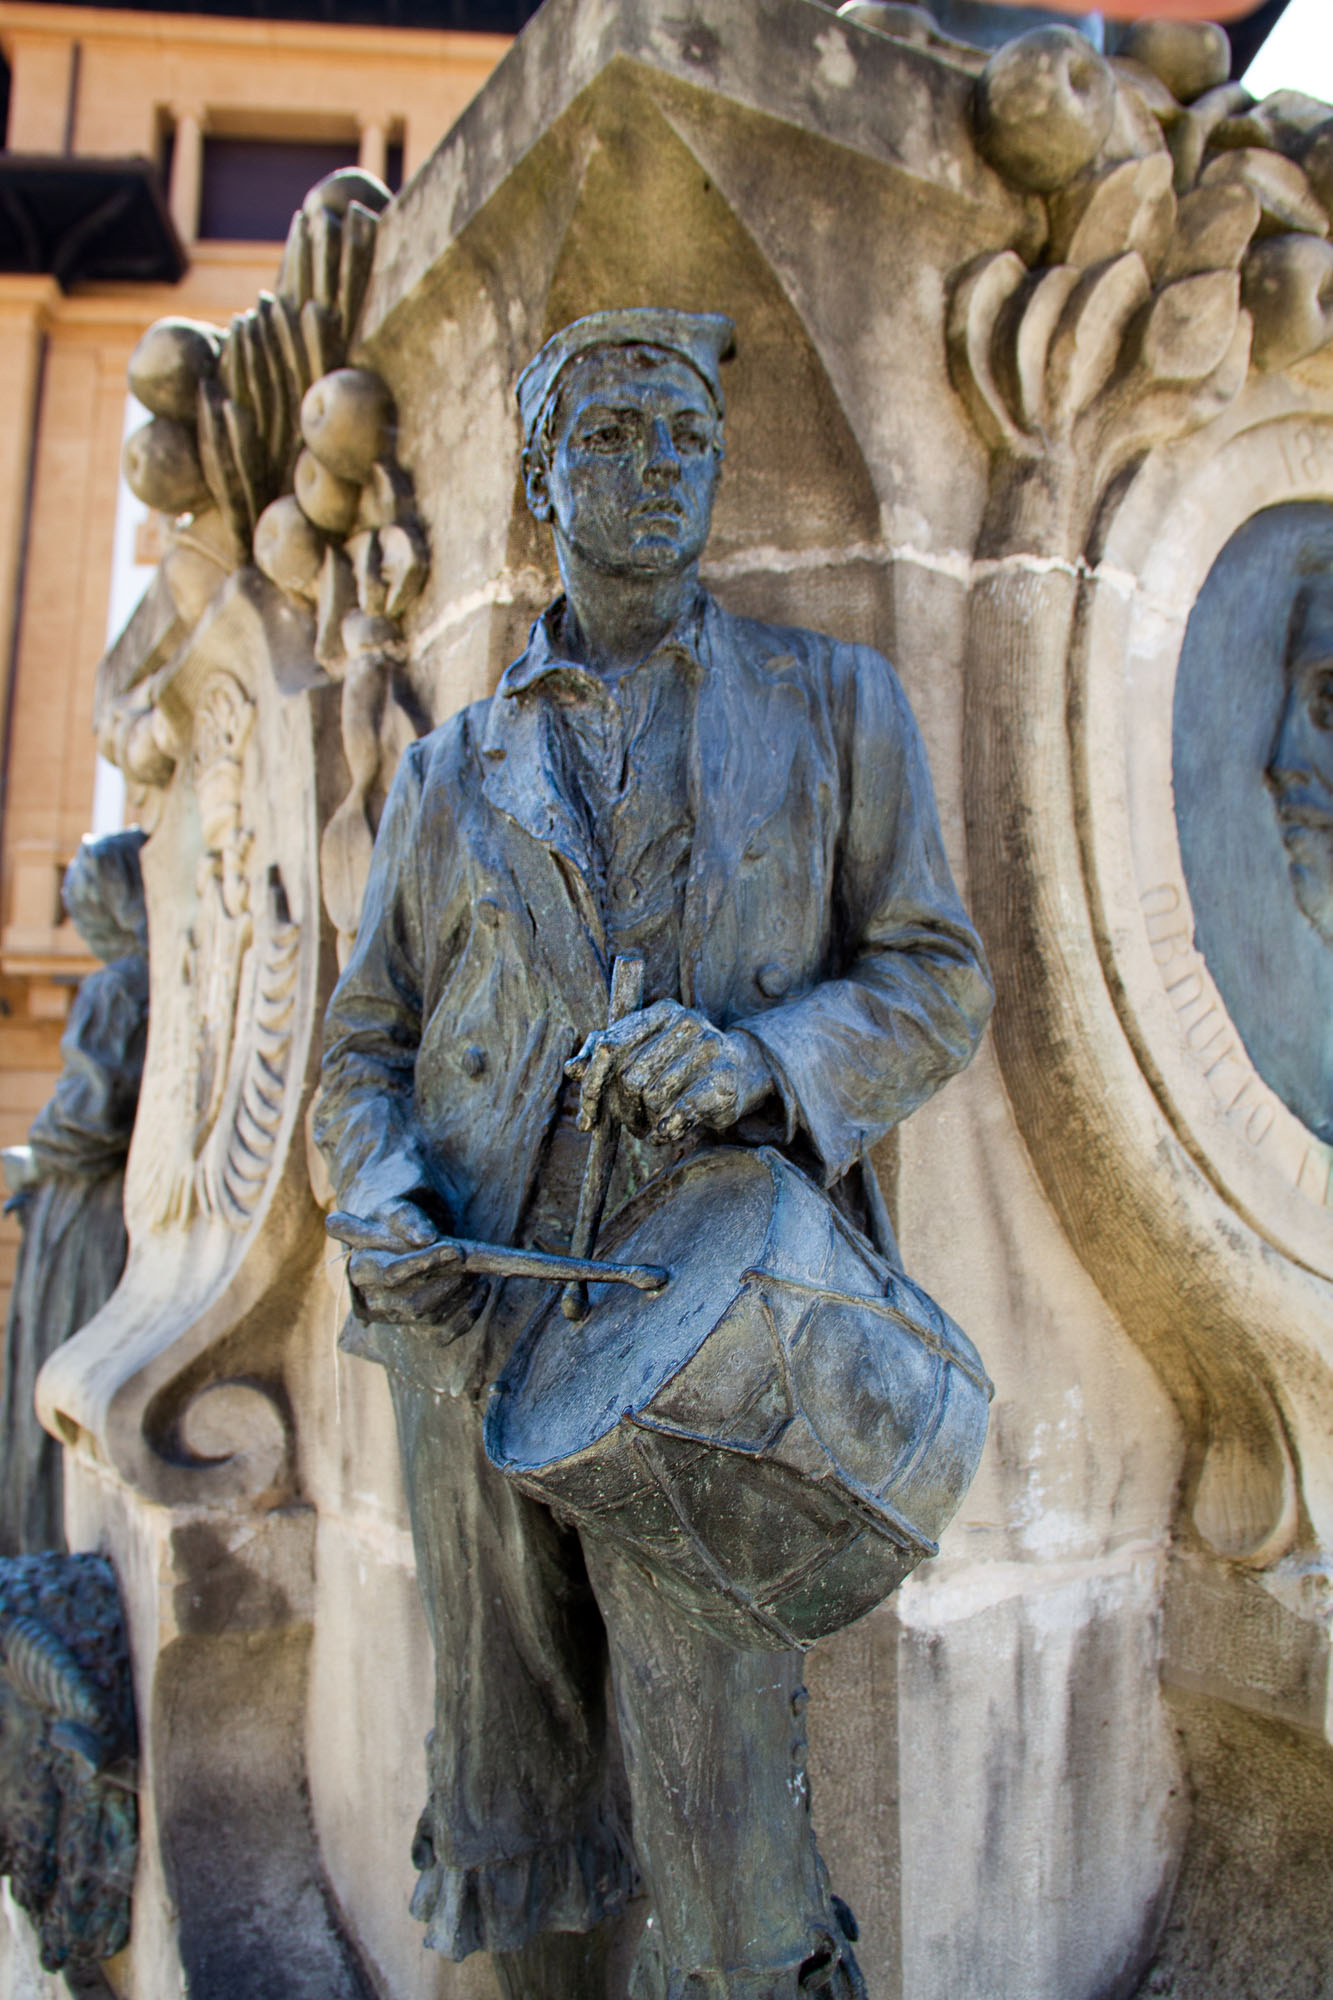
top-left (485, 1148), bottom-right (991, 1652)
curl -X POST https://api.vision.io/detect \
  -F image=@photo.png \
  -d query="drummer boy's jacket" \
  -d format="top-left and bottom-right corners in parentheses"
top-left (315, 591), bottom-right (993, 1376)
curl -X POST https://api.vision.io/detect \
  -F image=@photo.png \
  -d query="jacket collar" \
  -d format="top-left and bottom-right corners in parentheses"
top-left (478, 591), bottom-right (803, 1011)
top-left (478, 591), bottom-right (707, 865)
top-left (493, 591), bottom-right (707, 701)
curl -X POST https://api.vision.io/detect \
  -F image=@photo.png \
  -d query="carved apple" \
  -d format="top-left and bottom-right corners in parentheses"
top-left (122, 417), bottom-right (211, 516)
top-left (128, 318), bottom-right (222, 425)
top-left (300, 370), bottom-right (396, 484)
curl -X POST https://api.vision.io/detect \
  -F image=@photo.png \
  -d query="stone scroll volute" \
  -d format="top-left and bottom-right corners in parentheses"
top-left (948, 19), bottom-right (1333, 1693)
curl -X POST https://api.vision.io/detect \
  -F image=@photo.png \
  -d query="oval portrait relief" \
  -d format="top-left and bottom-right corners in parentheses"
top-left (1173, 501), bottom-right (1333, 1148)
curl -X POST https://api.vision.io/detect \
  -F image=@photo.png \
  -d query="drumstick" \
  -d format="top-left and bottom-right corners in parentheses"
top-left (325, 1214), bottom-right (667, 1292)
top-left (562, 951), bottom-right (646, 1323)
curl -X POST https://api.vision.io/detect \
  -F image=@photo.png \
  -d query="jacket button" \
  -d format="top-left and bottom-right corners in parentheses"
top-left (461, 1045), bottom-right (487, 1078)
top-left (756, 961), bottom-right (791, 999)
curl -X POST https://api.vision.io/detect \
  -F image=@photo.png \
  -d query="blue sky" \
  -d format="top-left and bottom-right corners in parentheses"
top-left (1244, 0), bottom-right (1333, 101)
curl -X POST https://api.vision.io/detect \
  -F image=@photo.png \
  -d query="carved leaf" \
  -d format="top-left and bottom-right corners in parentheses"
top-left (309, 202), bottom-right (342, 313)
top-left (1048, 153), bottom-right (1176, 275)
top-left (356, 458), bottom-right (414, 532)
top-left (196, 379), bottom-right (252, 550)
top-left (299, 298), bottom-right (342, 386)
top-left (1166, 83), bottom-right (1257, 196)
top-left (219, 315), bottom-right (250, 411)
top-left (992, 265), bottom-right (1081, 436)
top-left (237, 313), bottom-right (271, 444)
top-left (946, 251), bottom-right (1029, 452)
top-left (1137, 270), bottom-right (1240, 385)
top-left (276, 207), bottom-right (313, 307)
top-left (1096, 75), bottom-right (1171, 173)
top-left (1158, 182), bottom-right (1262, 283)
top-left (1046, 251), bottom-right (1151, 422)
top-left (380, 521), bottom-right (429, 621)
top-left (1200, 148), bottom-right (1329, 240)
top-left (1108, 57), bottom-right (1177, 124)
top-left (251, 297), bottom-right (289, 471)
top-left (1207, 89), bottom-right (1332, 160)
top-left (315, 543), bottom-right (356, 676)
top-left (1092, 310), bottom-right (1252, 490)
top-left (269, 291), bottom-right (312, 407)
top-left (223, 398), bottom-right (265, 535)
top-left (338, 200), bottom-right (379, 346)
top-left (347, 529), bottom-right (387, 616)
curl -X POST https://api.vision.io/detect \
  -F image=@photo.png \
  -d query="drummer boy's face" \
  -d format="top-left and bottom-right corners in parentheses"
top-left (527, 351), bottom-right (723, 578)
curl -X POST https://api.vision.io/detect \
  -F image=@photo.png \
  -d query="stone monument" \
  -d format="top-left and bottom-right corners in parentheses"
top-left (7, 4), bottom-right (1333, 1997)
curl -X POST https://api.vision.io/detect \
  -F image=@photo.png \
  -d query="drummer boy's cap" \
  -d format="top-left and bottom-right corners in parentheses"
top-left (517, 308), bottom-right (736, 449)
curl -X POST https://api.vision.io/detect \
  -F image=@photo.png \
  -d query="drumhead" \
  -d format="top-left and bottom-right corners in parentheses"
top-left (489, 1148), bottom-right (776, 1472)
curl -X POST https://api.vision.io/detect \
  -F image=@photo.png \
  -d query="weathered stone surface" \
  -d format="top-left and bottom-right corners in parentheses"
top-left (1243, 232), bottom-right (1333, 371)
top-left (973, 29), bottom-right (1116, 193)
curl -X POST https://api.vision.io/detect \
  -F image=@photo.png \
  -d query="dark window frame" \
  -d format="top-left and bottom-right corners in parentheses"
top-left (197, 132), bottom-right (361, 241)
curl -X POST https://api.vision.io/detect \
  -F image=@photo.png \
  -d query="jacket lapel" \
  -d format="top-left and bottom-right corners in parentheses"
top-left (478, 645), bottom-right (608, 1025)
top-left (479, 682), bottom-right (593, 886)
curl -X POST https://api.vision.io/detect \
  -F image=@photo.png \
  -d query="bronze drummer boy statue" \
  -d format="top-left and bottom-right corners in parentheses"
top-left (316, 309), bottom-right (994, 1999)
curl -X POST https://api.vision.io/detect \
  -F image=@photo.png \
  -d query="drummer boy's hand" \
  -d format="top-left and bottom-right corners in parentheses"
top-left (326, 1200), bottom-right (474, 1327)
top-left (566, 1001), bottom-right (774, 1144)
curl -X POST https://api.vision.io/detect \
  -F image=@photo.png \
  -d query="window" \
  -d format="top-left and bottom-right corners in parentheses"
top-left (198, 135), bottom-right (360, 242)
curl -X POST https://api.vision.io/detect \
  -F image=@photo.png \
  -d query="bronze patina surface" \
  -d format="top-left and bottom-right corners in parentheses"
top-left (317, 308), bottom-right (992, 1999)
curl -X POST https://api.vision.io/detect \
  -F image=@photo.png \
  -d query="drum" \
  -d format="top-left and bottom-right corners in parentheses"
top-left (484, 1146), bottom-right (992, 1651)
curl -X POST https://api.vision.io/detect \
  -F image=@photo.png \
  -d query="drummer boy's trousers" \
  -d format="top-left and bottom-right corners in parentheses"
top-left (389, 1374), bottom-right (866, 1998)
